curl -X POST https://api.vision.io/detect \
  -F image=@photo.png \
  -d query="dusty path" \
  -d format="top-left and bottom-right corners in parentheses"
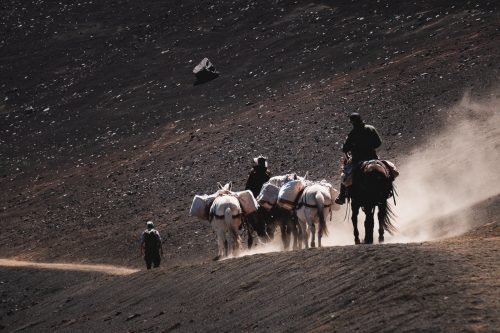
top-left (0, 259), bottom-right (139, 276)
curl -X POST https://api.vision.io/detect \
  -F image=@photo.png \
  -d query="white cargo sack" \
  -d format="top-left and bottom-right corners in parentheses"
top-left (189, 194), bottom-right (217, 220)
top-left (257, 183), bottom-right (280, 207)
top-left (236, 190), bottom-right (258, 215)
top-left (277, 179), bottom-right (306, 210)
top-left (320, 181), bottom-right (341, 211)
top-left (268, 173), bottom-right (303, 187)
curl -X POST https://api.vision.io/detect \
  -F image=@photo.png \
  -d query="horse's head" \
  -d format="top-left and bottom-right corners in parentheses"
top-left (217, 182), bottom-right (233, 192)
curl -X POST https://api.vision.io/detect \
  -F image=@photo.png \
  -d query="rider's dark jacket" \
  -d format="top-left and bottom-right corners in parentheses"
top-left (342, 123), bottom-right (382, 163)
top-left (245, 166), bottom-right (271, 198)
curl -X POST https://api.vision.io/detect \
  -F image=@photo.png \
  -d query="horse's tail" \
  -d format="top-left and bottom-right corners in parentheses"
top-left (224, 206), bottom-right (233, 227)
top-left (382, 202), bottom-right (397, 235)
top-left (316, 193), bottom-right (328, 237)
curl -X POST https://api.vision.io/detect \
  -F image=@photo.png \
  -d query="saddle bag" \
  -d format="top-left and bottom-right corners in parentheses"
top-left (189, 194), bottom-right (217, 220)
top-left (381, 160), bottom-right (400, 180)
top-left (277, 179), bottom-right (306, 210)
top-left (257, 182), bottom-right (280, 209)
top-left (236, 190), bottom-right (259, 215)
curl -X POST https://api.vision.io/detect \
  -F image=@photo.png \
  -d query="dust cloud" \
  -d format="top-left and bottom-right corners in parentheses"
top-left (390, 91), bottom-right (500, 242)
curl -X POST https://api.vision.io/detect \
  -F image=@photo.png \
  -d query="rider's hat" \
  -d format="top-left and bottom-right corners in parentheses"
top-left (349, 113), bottom-right (363, 124)
top-left (253, 155), bottom-right (268, 167)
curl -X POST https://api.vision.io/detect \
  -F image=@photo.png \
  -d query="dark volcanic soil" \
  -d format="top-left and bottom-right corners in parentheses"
top-left (0, 0), bottom-right (499, 332)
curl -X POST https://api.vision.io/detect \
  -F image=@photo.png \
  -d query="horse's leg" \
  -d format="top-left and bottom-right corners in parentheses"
top-left (243, 216), bottom-right (254, 249)
top-left (247, 230), bottom-right (254, 249)
top-left (291, 212), bottom-right (300, 250)
top-left (286, 218), bottom-right (295, 251)
top-left (233, 231), bottom-right (241, 257)
top-left (280, 219), bottom-right (289, 250)
top-left (223, 239), bottom-right (228, 257)
top-left (266, 221), bottom-right (276, 242)
top-left (298, 218), bottom-right (308, 249)
top-left (227, 228), bottom-right (235, 257)
top-left (213, 220), bottom-right (225, 260)
top-left (364, 206), bottom-right (375, 244)
top-left (305, 209), bottom-right (316, 248)
top-left (317, 206), bottom-right (327, 248)
top-left (232, 219), bottom-right (242, 257)
top-left (351, 203), bottom-right (361, 245)
top-left (292, 221), bottom-right (299, 250)
top-left (377, 203), bottom-right (387, 243)
top-left (309, 222), bottom-right (316, 248)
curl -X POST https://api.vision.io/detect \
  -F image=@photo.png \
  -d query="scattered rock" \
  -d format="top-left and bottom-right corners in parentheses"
top-left (193, 58), bottom-right (219, 85)
top-left (126, 313), bottom-right (141, 321)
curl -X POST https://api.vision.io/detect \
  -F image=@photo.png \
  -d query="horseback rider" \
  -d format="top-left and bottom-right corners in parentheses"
top-left (244, 155), bottom-right (272, 246)
top-left (245, 155), bottom-right (271, 198)
top-left (335, 113), bottom-right (382, 205)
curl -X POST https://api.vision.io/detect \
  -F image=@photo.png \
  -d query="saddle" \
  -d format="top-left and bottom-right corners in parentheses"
top-left (360, 160), bottom-right (399, 181)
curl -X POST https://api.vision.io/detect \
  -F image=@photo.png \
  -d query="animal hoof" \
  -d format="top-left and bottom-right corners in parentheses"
top-left (310, 242), bottom-right (316, 248)
top-left (378, 236), bottom-right (384, 243)
top-left (355, 238), bottom-right (361, 245)
top-left (213, 255), bottom-right (221, 261)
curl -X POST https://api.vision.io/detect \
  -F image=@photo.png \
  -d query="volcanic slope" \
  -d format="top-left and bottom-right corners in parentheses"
top-left (1, 0), bottom-right (499, 265)
top-left (1, 220), bottom-right (499, 332)
top-left (1, 0), bottom-right (500, 331)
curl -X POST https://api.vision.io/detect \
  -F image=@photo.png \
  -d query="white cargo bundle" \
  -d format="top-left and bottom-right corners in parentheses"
top-left (277, 179), bottom-right (306, 210)
top-left (236, 190), bottom-right (258, 215)
top-left (189, 193), bottom-right (218, 220)
top-left (257, 183), bottom-right (280, 208)
top-left (268, 173), bottom-right (304, 188)
top-left (317, 180), bottom-right (341, 211)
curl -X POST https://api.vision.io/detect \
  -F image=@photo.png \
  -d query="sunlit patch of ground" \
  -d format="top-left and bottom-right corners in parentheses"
top-left (0, 259), bottom-right (138, 275)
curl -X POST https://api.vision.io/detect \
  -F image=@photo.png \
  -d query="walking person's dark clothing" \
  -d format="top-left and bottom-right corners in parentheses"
top-left (140, 221), bottom-right (163, 269)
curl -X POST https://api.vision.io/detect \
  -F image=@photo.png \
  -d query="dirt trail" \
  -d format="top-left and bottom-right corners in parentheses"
top-left (0, 259), bottom-right (138, 276)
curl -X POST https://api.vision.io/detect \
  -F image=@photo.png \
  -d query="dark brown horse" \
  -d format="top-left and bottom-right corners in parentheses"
top-left (350, 160), bottom-right (396, 244)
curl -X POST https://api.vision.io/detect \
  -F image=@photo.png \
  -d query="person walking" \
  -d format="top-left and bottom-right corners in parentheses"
top-left (140, 221), bottom-right (163, 269)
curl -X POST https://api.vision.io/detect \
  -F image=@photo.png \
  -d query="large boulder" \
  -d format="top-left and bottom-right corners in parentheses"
top-left (193, 57), bottom-right (219, 85)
